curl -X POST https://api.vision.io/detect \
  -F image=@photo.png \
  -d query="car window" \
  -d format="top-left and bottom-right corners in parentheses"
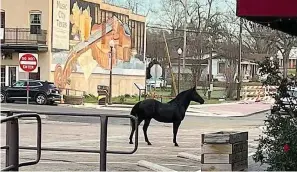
top-left (49, 83), bottom-right (57, 88)
top-left (29, 82), bottom-right (41, 87)
top-left (13, 81), bottom-right (26, 87)
top-left (288, 91), bottom-right (297, 98)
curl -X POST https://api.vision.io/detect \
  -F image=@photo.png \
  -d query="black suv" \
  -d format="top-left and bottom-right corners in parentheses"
top-left (1, 80), bottom-right (61, 105)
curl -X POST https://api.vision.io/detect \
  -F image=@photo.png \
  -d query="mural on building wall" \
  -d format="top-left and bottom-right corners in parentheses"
top-left (52, 0), bottom-right (145, 89)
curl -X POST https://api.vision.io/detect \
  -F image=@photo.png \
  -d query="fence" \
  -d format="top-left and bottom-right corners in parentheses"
top-left (241, 85), bottom-right (278, 101)
top-left (1, 110), bottom-right (139, 171)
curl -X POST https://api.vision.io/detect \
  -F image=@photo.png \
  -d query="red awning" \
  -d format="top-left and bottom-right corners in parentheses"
top-left (236, 0), bottom-right (297, 36)
top-left (237, 0), bottom-right (297, 17)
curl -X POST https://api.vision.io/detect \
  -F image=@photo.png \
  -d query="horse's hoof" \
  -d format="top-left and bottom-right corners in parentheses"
top-left (129, 141), bottom-right (133, 144)
top-left (147, 142), bottom-right (152, 145)
top-left (174, 143), bottom-right (179, 147)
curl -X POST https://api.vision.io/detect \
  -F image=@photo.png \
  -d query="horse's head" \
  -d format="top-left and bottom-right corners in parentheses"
top-left (190, 86), bottom-right (205, 104)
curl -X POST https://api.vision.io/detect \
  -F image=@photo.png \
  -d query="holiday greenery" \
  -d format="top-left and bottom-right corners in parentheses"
top-left (253, 57), bottom-right (297, 170)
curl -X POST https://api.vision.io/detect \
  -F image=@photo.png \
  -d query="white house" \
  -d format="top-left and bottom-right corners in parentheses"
top-left (200, 53), bottom-right (259, 82)
top-left (277, 47), bottom-right (297, 69)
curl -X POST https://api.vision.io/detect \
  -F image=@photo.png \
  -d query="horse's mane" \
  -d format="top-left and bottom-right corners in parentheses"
top-left (168, 89), bottom-right (192, 104)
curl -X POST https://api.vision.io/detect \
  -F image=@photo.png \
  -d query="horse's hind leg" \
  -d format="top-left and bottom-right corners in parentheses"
top-left (143, 119), bottom-right (152, 145)
top-left (129, 117), bottom-right (143, 144)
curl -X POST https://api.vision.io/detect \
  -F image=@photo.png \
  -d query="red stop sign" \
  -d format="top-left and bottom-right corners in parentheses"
top-left (19, 54), bottom-right (38, 72)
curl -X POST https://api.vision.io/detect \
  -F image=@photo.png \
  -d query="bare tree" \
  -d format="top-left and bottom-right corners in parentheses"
top-left (275, 31), bottom-right (297, 78)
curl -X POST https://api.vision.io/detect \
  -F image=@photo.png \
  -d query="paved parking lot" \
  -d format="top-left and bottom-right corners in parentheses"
top-left (1, 113), bottom-right (267, 171)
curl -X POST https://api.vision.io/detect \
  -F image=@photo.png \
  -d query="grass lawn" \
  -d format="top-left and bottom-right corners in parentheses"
top-left (84, 87), bottom-right (234, 105)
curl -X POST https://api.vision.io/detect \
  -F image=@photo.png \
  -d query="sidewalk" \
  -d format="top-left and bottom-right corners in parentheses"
top-left (187, 102), bottom-right (271, 117)
top-left (59, 101), bottom-right (271, 117)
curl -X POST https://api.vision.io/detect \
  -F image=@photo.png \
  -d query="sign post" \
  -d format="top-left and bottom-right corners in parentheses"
top-left (150, 64), bottom-right (162, 98)
top-left (19, 53), bottom-right (38, 108)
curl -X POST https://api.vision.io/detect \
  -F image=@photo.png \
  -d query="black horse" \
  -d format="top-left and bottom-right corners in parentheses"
top-left (129, 86), bottom-right (205, 147)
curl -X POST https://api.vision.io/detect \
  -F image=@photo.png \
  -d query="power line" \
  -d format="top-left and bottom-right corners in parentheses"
top-left (146, 25), bottom-right (277, 38)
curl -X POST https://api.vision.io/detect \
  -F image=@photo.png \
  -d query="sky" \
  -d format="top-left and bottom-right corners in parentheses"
top-left (105, 0), bottom-right (236, 25)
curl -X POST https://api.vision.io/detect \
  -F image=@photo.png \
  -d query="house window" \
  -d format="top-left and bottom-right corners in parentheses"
top-left (218, 62), bottom-right (225, 74)
top-left (29, 67), bottom-right (40, 80)
top-left (30, 11), bottom-right (41, 34)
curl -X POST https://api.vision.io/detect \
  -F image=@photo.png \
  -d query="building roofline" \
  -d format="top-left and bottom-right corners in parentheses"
top-left (84, 0), bottom-right (146, 22)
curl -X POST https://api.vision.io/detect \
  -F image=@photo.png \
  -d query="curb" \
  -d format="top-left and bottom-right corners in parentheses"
top-left (58, 104), bottom-right (270, 118)
top-left (233, 109), bottom-right (270, 118)
top-left (58, 102), bottom-right (241, 109)
top-left (137, 160), bottom-right (176, 172)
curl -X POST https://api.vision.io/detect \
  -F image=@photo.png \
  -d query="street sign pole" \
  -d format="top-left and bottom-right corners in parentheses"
top-left (19, 53), bottom-right (38, 109)
top-left (26, 72), bottom-right (29, 109)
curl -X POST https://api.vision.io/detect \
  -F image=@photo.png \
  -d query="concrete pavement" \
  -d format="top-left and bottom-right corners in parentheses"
top-left (1, 111), bottom-right (269, 171)
top-left (59, 101), bottom-right (271, 117)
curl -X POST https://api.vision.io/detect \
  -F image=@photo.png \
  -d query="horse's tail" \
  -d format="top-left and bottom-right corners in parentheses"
top-left (130, 101), bottom-right (141, 130)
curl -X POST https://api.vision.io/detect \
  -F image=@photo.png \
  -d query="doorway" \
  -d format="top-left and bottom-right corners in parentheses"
top-left (8, 66), bottom-right (17, 86)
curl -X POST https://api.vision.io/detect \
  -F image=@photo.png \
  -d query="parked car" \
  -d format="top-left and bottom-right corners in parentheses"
top-left (271, 86), bottom-right (297, 114)
top-left (0, 80), bottom-right (61, 105)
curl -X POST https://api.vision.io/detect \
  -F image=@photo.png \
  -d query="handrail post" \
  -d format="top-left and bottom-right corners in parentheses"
top-left (100, 116), bottom-right (108, 171)
top-left (6, 112), bottom-right (20, 171)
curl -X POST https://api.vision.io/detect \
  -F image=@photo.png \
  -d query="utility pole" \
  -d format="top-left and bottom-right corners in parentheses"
top-left (237, 18), bottom-right (243, 100)
top-left (208, 42), bottom-right (213, 100)
top-left (177, 48), bottom-right (182, 93)
top-left (182, 0), bottom-right (187, 72)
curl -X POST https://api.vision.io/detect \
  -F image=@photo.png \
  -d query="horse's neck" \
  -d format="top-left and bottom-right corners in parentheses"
top-left (171, 95), bottom-right (191, 113)
top-left (179, 98), bottom-right (191, 111)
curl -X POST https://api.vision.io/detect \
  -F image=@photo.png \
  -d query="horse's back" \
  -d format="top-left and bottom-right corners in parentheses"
top-left (136, 99), bottom-right (159, 117)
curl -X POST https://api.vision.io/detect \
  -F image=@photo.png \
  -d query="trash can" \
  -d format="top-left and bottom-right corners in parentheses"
top-left (97, 85), bottom-right (109, 105)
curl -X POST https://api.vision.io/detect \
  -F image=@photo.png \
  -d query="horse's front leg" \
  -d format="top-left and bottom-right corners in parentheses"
top-left (173, 121), bottom-right (181, 147)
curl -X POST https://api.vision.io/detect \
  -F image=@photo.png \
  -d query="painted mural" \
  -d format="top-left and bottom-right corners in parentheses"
top-left (52, 0), bottom-right (145, 89)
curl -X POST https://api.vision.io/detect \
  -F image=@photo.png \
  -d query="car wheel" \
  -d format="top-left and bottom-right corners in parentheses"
top-left (36, 94), bottom-right (47, 105)
top-left (1, 92), bottom-right (6, 103)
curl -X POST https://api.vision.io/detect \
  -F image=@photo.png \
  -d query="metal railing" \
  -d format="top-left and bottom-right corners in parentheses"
top-left (1, 110), bottom-right (139, 171)
top-left (63, 88), bottom-right (86, 96)
top-left (2, 28), bottom-right (47, 45)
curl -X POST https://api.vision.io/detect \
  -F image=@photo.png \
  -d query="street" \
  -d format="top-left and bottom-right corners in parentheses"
top-left (1, 103), bottom-right (268, 171)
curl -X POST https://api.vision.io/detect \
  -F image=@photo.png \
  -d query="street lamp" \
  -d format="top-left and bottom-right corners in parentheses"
top-left (177, 48), bottom-right (182, 94)
top-left (108, 39), bottom-right (115, 105)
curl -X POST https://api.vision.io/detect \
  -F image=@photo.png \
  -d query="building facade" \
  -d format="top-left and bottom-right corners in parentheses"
top-left (1, 0), bottom-right (146, 97)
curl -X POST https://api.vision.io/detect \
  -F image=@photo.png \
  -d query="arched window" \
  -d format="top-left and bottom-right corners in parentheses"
top-left (29, 10), bottom-right (42, 34)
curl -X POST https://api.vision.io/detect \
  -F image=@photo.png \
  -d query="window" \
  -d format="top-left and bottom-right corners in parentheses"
top-left (29, 67), bottom-right (40, 80)
top-left (29, 81), bottom-right (41, 87)
top-left (101, 10), bottom-right (106, 22)
top-left (0, 11), bottom-right (4, 28)
top-left (30, 11), bottom-right (41, 34)
top-left (97, 8), bottom-right (102, 23)
top-left (1, 10), bottom-right (5, 40)
top-left (13, 81), bottom-right (26, 87)
top-left (1, 66), bottom-right (5, 87)
top-left (49, 83), bottom-right (57, 88)
top-left (218, 62), bottom-right (226, 74)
